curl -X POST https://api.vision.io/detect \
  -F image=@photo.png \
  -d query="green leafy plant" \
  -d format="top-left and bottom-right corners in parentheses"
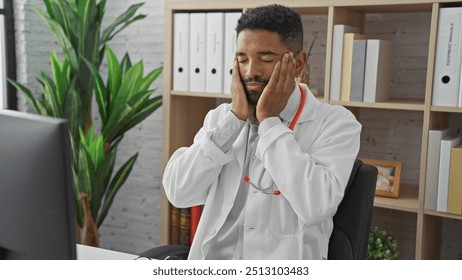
top-left (367, 226), bottom-right (399, 260)
top-left (9, 0), bottom-right (162, 245)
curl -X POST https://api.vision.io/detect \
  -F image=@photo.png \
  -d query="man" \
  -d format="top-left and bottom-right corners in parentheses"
top-left (163, 4), bottom-right (361, 259)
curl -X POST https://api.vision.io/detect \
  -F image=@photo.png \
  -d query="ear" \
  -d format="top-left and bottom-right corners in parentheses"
top-left (294, 51), bottom-right (308, 79)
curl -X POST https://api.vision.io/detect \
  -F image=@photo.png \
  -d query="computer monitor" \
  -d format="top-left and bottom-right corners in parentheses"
top-left (0, 109), bottom-right (76, 259)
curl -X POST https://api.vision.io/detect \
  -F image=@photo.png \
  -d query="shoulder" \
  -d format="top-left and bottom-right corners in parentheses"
top-left (203, 103), bottom-right (232, 126)
top-left (318, 102), bottom-right (357, 121)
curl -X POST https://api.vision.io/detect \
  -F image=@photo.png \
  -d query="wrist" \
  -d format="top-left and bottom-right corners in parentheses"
top-left (231, 109), bottom-right (246, 121)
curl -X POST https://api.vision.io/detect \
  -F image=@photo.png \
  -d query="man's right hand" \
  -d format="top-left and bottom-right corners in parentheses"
top-left (230, 58), bottom-right (253, 121)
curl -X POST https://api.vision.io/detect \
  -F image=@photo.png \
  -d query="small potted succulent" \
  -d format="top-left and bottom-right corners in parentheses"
top-left (367, 226), bottom-right (399, 260)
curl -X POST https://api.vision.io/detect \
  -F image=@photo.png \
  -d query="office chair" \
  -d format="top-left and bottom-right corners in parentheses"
top-left (327, 159), bottom-right (377, 259)
top-left (141, 159), bottom-right (377, 260)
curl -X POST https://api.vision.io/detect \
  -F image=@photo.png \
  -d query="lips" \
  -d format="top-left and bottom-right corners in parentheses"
top-left (245, 82), bottom-right (265, 91)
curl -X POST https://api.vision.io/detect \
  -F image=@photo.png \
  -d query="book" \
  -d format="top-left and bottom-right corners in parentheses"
top-left (363, 39), bottom-right (393, 103)
top-left (179, 207), bottom-right (191, 246)
top-left (172, 13), bottom-right (190, 91)
top-left (350, 39), bottom-right (367, 102)
top-left (432, 7), bottom-right (462, 107)
top-left (189, 13), bottom-right (207, 92)
top-left (330, 24), bottom-right (359, 100)
top-left (223, 12), bottom-right (241, 94)
top-left (437, 134), bottom-right (461, 212)
top-left (205, 12), bottom-right (225, 93)
top-left (340, 33), bottom-right (367, 101)
top-left (190, 205), bottom-right (202, 244)
top-left (170, 205), bottom-right (180, 244)
top-left (425, 128), bottom-right (450, 211)
top-left (447, 145), bottom-right (462, 214)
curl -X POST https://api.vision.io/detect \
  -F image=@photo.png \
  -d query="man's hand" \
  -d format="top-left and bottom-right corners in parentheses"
top-left (230, 58), bottom-right (253, 121)
top-left (256, 52), bottom-right (296, 123)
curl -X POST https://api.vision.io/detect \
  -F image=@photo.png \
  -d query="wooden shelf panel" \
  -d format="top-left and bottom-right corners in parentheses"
top-left (329, 98), bottom-right (425, 111)
top-left (430, 106), bottom-right (462, 113)
top-left (165, 0), bottom-right (446, 12)
top-left (373, 184), bottom-right (419, 213)
top-left (172, 91), bottom-right (328, 102)
top-left (171, 90), bottom-right (232, 99)
top-left (424, 210), bottom-right (462, 221)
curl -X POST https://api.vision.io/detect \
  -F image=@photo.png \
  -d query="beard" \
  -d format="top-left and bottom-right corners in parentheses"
top-left (242, 77), bottom-right (269, 106)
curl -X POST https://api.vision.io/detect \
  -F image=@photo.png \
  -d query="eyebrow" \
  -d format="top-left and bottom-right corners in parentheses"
top-left (235, 50), bottom-right (281, 56)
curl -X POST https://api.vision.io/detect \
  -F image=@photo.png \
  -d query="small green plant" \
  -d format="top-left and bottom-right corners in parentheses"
top-left (367, 226), bottom-right (399, 260)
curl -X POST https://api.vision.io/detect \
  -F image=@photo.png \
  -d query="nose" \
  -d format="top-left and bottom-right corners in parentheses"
top-left (245, 60), bottom-right (262, 79)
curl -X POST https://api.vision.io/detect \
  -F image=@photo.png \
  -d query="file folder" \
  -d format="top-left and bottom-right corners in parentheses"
top-left (189, 13), bottom-right (207, 92)
top-left (432, 7), bottom-right (462, 107)
top-left (173, 13), bottom-right (190, 91)
top-left (205, 13), bottom-right (225, 93)
top-left (223, 12), bottom-right (241, 94)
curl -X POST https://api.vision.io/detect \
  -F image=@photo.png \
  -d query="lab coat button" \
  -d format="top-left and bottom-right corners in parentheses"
top-left (208, 228), bottom-right (216, 235)
top-left (231, 125), bottom-right (236, 130)
top-left (228, 198), bottom-right (233, 205)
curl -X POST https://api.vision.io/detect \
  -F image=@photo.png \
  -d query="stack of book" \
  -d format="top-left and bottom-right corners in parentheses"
top-left (425, 128), bottom-right (462, 215)
top-left (330, 24), bottom-right (393, 103)
top-left (170, 207), bottom-right (188, 245)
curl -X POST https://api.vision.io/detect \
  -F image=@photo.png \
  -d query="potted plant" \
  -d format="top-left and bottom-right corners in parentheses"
top-left (367, 226), bottom-right (399, 260)
top-left (9, 0), bottom-right (162, 246)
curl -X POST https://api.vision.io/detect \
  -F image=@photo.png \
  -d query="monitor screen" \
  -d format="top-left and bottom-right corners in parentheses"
top-left (0, 109), bottom-right (76, 259)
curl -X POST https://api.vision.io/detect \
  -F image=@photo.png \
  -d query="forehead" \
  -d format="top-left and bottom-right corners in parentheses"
top-left (236, 29), bottom-right (287, 54)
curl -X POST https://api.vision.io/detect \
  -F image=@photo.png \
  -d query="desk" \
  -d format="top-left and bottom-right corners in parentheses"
top-left (77, 244), bottom-right (139, 260)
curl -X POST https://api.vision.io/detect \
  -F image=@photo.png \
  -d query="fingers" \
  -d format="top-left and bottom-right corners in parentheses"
top-left (231, 58), bottom-right (242, 92)
top-left (230, 58), bottom-right (251, 120)
top-left (279, 52), bottom-right (296, 90)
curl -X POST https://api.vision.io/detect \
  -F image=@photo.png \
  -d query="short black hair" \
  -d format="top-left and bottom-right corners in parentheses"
top-left (236, 4), bottom-right (303, 52)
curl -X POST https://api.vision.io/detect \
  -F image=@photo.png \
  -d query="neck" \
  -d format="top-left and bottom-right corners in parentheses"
top-left (248, 108), bottom-right (259, 125)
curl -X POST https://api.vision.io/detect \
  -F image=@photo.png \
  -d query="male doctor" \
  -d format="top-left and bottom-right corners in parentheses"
top-left (163, 4), bottom-right (361, 259)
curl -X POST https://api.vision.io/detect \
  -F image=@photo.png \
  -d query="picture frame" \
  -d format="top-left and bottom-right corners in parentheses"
top-left (360, 158), bottom-right (402, 198)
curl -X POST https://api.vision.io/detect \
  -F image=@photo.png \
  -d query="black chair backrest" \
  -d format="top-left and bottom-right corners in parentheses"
top-left (328, 159), bottom-right (378, 260)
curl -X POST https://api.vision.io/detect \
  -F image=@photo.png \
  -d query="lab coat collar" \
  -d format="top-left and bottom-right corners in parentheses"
top-left (279, 83), bottom-right (319, 124)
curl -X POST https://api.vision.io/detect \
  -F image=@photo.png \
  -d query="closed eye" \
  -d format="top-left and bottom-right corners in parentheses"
top-left (260, 54), bottom-right (279, 63)
top-left (261, 58), bottom-right (275, 63)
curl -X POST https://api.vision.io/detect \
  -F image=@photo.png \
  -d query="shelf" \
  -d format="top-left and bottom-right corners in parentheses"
top-left (166, 0), bottom-right (442, 12)
top-left (163, 0), bottom-right (462, 259)
top-left (172, 91), bottom-right (327, 103)
top-left (430, 106), bottom-right (462, 113)
top-left (171, 90), bottom-right (231, 99)
top-left (373, 184), bottom-right (419, 213)
top-left (329, 98), bottom-right (425, 111)
top-left (424, 210), bottom-right (462, 221)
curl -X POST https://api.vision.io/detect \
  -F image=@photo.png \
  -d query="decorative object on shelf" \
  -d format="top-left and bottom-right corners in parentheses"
top-left (367, 226), bottom-right (399, 260)
top-left (9, 0), bottom-right (162, 247)
top-left (296, 35), bottom-right (316, 90)
top-left (360, 158), bottom-right (402, 198)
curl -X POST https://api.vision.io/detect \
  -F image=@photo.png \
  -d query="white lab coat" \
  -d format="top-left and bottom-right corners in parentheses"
top-left (163, 84), bottom-right (361, 259)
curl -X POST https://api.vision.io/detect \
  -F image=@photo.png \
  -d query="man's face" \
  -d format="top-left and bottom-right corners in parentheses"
top-left (235, 29), bottom-right (292, 105)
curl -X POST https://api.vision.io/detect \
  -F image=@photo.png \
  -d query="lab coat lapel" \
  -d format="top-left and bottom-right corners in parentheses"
top-left (233, 122), bottom-right (250, 169)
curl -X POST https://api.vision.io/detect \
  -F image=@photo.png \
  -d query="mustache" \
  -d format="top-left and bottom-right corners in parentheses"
top-left (242, 77), bottom-right (269, 85)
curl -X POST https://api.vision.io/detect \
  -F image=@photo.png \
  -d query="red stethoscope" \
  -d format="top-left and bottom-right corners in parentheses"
top-left (243, 84), bottom-right (307, 196)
